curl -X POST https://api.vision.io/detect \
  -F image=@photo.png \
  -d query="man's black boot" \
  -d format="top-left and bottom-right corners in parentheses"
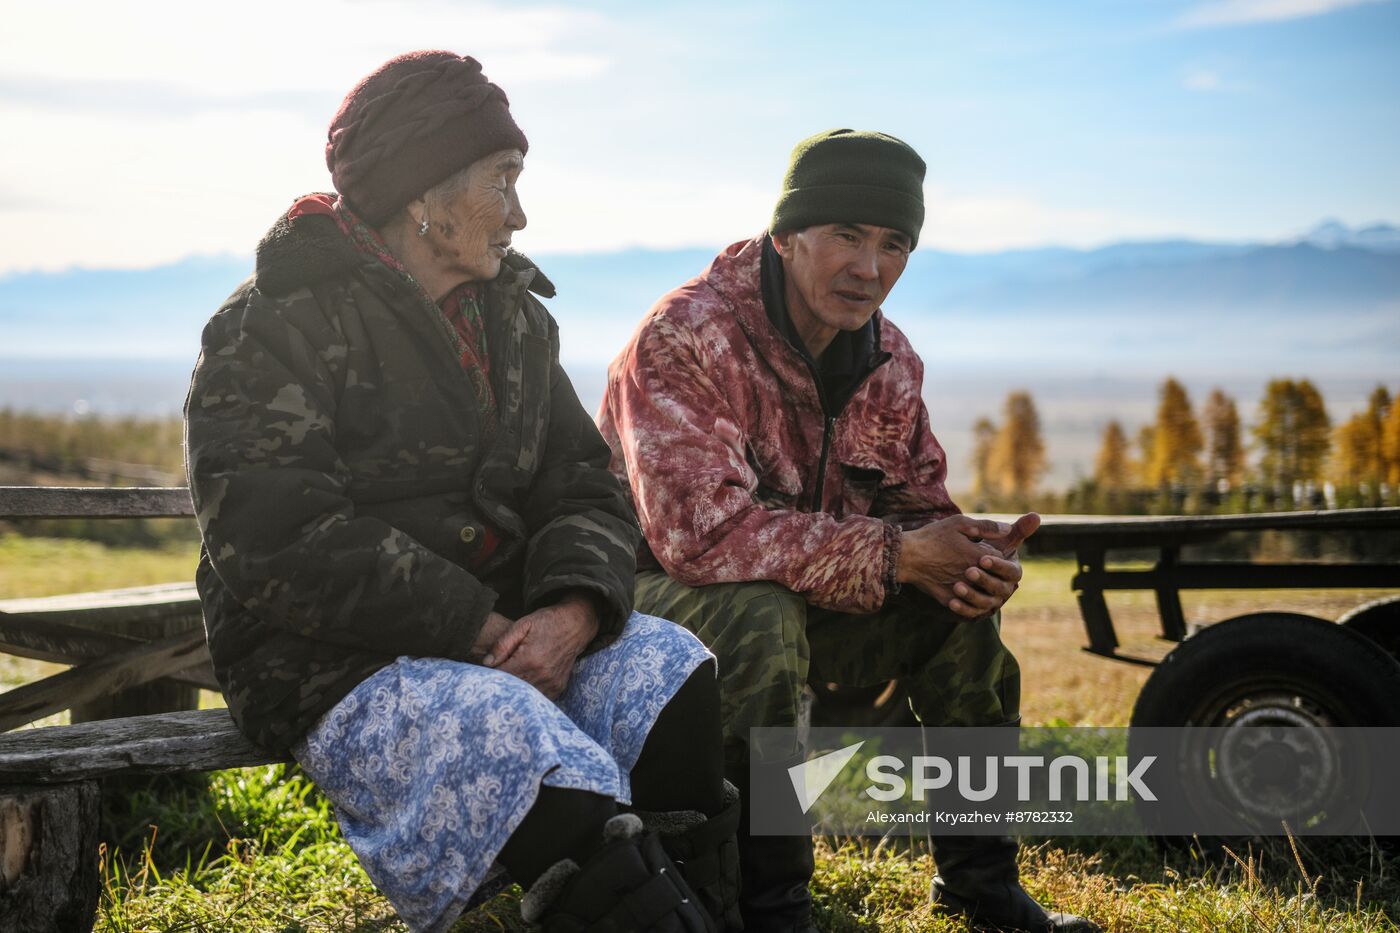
top-left (736, 832), bottom-right (816, 933)
top-left (929, 834), bottom-right (1100, 933)
top-left (734, 760), bottom-right (816, 933)
top-left (631, 781), bottom-right (744, 931)
top-left (521, 814), bottom-right (717, 932)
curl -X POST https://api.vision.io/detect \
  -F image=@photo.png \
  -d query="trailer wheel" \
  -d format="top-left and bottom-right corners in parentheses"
top-left (1339, 595), bottom-right (1400, 660)
top-left (1129, 613), bottom-right (1400, 850)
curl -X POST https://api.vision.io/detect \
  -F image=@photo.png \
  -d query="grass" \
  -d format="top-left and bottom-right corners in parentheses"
top-left (3, 535), bottom-right (1399, 931)
top-left (0, 534), bottom-right (199, 600)
top-left (92, 768), bottom-right (1400, 932)
top-left (0, 535), bottom-right (201, 696)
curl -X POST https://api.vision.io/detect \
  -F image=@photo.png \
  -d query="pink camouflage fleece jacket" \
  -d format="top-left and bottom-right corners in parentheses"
top-left (596, 234), bottom-right (961, 615)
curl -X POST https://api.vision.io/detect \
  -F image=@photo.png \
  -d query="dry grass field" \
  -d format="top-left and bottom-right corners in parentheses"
top-left (2, 534), bottom-right (1398, 930)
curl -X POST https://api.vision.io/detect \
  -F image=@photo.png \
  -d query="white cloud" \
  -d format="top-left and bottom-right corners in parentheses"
top-left (917, 186), bottom-right (1187, 253)
top-left (0, 114), bottom-right (1202, 274)
top-left (0, 1), bottom-right (609, 101)
top-left (1176, 0), bottom-right (1390, 28)
top-left (0, 103), bottom-right (327, 273)
top-left (0, 0), bottom-right (1378, 275)
top-left (0, 0), bottom-right (620, 274)
top-left (516, 162), bottom-right (773, 254)
top-left (1183, 67), bottom-right (1224, 91)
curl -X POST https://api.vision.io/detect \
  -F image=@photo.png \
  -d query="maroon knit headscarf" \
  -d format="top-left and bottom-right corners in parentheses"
top-left (326, 51), bottom-right (528, 226)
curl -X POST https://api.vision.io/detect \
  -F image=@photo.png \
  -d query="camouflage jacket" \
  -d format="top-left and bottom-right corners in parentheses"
top-left (186, 204), bottom-right (640, 751)
top-left (597, 234), bottom-right (958, 615)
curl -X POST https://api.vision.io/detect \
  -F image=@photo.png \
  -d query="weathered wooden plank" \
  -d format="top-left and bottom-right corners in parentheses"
top-left (0, 629), bottom-right (208, 732)
top-left (2, 487), bottom-right (1395, 537)
top-left (0, 486), bottom-right (193, 519)
top-left (0, 583), bottom-right (200, 630)
top-left (1029, 506), bottom-right (1400, 552)
top-left (0, 582), bottom-right (197, 615)
top-left (0, 709), bottom-right (284, 782)
top-left (0, 782), bottom-right (100, 932)
top-left (0, 613), bottom-right (219, 691)
top-left (0, 614), bottom-right (145, 665)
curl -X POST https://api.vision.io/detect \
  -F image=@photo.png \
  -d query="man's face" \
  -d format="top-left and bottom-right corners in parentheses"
top-left (771, 223), bottom-right (911, 352)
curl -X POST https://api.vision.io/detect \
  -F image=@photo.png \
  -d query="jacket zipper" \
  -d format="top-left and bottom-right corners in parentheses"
top-left (804, 351), bottom-right (892, 512)
top-left (762, 238), bottom-right (896, 512)
top-left (811, 415), bottom-right (836, 511)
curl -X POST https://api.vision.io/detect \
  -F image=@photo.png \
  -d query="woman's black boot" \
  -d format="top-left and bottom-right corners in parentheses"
top-left (630, 781), bottom-right (744, 931)
top-left (521, 813), bottom-right (717, 932)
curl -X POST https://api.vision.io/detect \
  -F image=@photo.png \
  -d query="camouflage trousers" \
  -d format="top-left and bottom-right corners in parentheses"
top-left (634, 572), bottom-right (1022, 771)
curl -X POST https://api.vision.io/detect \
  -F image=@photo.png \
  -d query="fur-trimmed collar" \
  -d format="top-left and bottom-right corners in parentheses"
top-left (251, 199), bottom-right (556, 300)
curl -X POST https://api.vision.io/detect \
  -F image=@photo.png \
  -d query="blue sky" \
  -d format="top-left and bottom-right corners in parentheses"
top-left (0, 0), bottom-right (1397, 273)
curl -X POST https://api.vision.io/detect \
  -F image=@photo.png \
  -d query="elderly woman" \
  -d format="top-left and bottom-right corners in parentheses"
top-left (185, 51), bottom-right (737, 933)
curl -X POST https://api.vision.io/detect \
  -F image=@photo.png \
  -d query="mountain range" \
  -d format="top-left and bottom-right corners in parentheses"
top-left (2, 220), bottom-right (1396, 488)
top-left (2, 219), bottom-right (1397, 363)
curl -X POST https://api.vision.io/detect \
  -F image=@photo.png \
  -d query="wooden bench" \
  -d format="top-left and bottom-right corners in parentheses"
top-left (0, 486), bottom-right (215, 732)
top-left (0, 709), bottom-right (285, 931)
top-left (0, 485), bottom-right (282, 931)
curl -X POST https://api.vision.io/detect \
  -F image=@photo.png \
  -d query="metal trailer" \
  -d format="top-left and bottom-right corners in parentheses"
top-left (1028, 508), bottom-right (1400, 842)
top-left (1030, 508), bottom-right (1400, 731)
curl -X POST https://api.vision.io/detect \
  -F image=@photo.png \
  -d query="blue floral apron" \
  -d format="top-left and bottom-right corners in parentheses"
top-left (294, 612), bottom-right (712, 932)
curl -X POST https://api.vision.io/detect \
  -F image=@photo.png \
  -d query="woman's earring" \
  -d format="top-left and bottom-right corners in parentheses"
top-left (417, 217), bottom-right (430, 237)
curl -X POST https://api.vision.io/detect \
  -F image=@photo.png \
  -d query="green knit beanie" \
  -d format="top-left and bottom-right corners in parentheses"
top-left (770, 128), bottom-right (926, 248)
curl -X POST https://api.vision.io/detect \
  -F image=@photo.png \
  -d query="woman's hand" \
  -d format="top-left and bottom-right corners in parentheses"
top-left (485, 592), bottom-right (600, 699)
top-left (468, 611), bottom-right (516, 664)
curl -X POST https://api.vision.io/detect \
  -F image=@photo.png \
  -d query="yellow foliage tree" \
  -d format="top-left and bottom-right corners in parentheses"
top-left (970, 417), bottom-right (996, 498)
top-left (1327, 383), bottom-right (1394, 490)
top-left (985, 391), bottom-right (1047, 503)
top-left (1093, 420), bottom-right (1133, 491)
top-left (1383, 391), bottom-right (1400, 488)
top-left (1135, 424), bottom-right (1155, 486)
top-left (1333, 416), bottom-right (1373, 487)
top-left (1364, 386), bottom-right (1392, 483)
top-left (1201, 388), bottom-right (1244, 488)
top-left (1254, 378), bottom-right (1331, 488)
top-left (1331, 386), bottom-right (1389, 489)
top-left (1146, 377), bottom-right (1202, 486)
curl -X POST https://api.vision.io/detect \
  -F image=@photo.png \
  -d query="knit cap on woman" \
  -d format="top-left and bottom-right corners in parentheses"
top-left (326, 51), bottom-right (529, 226)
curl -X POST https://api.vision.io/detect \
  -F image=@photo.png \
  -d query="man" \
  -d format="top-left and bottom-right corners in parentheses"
top-left (597, 129), bottom-right (1098, 933)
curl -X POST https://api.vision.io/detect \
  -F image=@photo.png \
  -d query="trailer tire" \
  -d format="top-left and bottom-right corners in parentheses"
top-left (1132, 612), bottom-right (1400, 728)
top-left (1339, 595), bottom-right (1400, 661)
top-left (1128, 613), bottom-right (1400, 852)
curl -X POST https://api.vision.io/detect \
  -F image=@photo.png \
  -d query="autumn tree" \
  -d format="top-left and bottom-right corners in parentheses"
top-left (1145, 377), bottom-right (1202, 486)
top-left (1367, 386), bottom-right (1393, 471)
top-left (1332, 386), bottom-right (1390, 492)
top-left (1254, 378), bottom-right (1331, 488)
top-left (1093, 420), bottom-right (1133, 491)
top-left (985, 390), bottom-right (1047, 503)
top-left (1333, 418), bottom-right (1372, 488)
top-left (969, 417), bottom-right (997, 499)
top-left (1135, 425), bottom-right (1155, 486)
top-left (1201, 388), bottom-right (1244, 489)
top-left (1383, 392), bottom-right (1400, 488)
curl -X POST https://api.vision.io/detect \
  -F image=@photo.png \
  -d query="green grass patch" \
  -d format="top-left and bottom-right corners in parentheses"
top-left (3, 537), bottom-right (1398, 929)
top-left (93, 764), bottom-right (1400, 931)
top-left (813, 836), bottom-right (1400, 932)
top-left (0, 534), bottom-right (199, 600)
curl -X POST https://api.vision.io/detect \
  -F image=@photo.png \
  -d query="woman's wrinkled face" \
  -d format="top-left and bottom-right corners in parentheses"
top-left (422, 148), bottom-right (527, 283)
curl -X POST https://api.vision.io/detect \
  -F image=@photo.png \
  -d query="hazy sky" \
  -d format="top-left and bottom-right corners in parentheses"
top-left (1, 0), bottom-right (1397, 274)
